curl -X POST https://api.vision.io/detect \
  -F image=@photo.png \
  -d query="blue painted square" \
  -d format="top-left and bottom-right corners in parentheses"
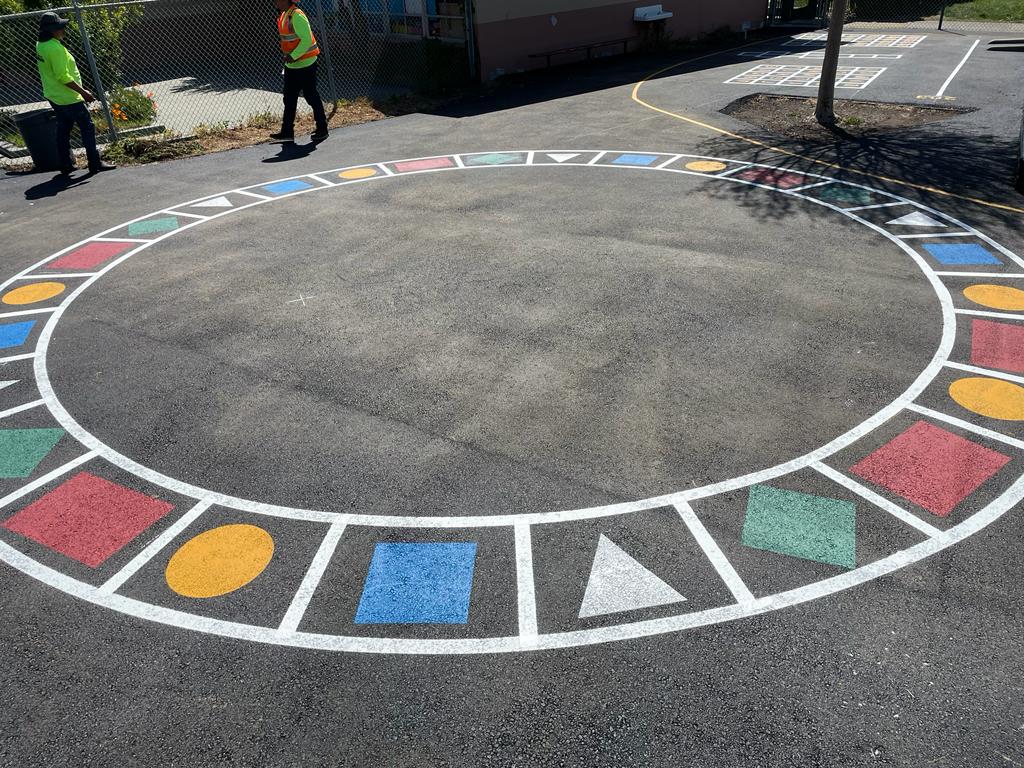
top-left (611, 154), bottom-right (659, 166)
top-left (0, 320), bottom-right (35, 350)
top-left (263, 179), bottom-right (314, 195)
top-left (355, 542), bottom-right (477, 624)
top-left (923, 242), bottom-right (1001, 265)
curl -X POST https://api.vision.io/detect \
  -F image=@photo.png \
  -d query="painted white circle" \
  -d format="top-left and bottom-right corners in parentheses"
top-left (1, 151), bottom-right (1021, 654)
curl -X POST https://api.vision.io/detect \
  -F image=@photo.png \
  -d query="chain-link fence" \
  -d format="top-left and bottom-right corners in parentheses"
top-left (768, 0), bottom-right (1024, 32)
top-left (1, 0), bottom-right (473, 160)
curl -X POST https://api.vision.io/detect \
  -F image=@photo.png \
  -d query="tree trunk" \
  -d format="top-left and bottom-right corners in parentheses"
top-left (815, 0), bottom-right (849, 126)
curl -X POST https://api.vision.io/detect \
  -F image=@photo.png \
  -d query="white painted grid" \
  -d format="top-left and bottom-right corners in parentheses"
top-left (724, 64), bottom-right (886, 89)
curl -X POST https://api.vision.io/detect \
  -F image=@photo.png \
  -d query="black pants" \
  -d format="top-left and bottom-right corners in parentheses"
top-left (50, 101), bottom-right (101, 171)
top-left (282, 62), bottom-right (328, 135)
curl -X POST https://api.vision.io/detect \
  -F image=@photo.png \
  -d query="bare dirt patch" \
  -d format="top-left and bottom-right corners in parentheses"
top-left (722, 93), bottom-right (972, 141)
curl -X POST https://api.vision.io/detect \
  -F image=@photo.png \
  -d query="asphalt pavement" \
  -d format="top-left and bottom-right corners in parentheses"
top-left (0, 30), bottom-right (1023, 767)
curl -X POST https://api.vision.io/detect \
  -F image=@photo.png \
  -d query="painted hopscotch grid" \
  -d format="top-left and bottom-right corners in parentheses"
top-left (724, 65), bottom-right (886, 89)
top-left (783, 32), bottom-right (926, 48)
top-left (0, 151), bottom-right (1019, 654)
top-left (739, 50), bottom-right (903, 60)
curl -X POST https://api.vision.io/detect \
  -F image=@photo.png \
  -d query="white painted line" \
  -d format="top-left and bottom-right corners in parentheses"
top-left (675, 501), bottom-right (755, 605)
top-left (811, 462), bottom-right (942, 538)
top-left (935, 271), bottom-right (1024, 278)
top-left (306, 174), bottom-right (336, 187)
top-left (716, 164), bottom-right (752, 178)
top-left (953, 359), bottom-right (1024, 385)
top-left (907, 402), bottom-right (1024, 451)
top-left (164, 210), bottom-right (206, 220)
top-left (236, 189), bottom-right (273, 200)
top-left (92, 237), bottom-right (150, 244)
top-left (946, 361), bottom-right (1024, 385)
top-left (278, 519), bottom-right (347, 633)
top-left (787, 180), bottom-right (833, 193)
top-left (955, 308), bottom-right (1024, 321)
top-left (936, 39), bottom-right (980, 98)
top-left (98, 498), bottom-right (214, 595)
top-left (0, 451), bottom-right (97, 512)
top-left (0, 399), bottom-right (43, 420)
top-left (0, 308), bottom-right (56, 319)
top-left (452, 154), bottom-right (466, 167)
top-left (898, 232), bottom-right (972, 240)
top-left (843, 201), bottom-right (904, 212)
top-left (655, 154), bottom-right (684, 169)
top-left (586, 152), bottom-right (608, 165)
top-left (526, 151), bottom-right (535, 166)
top-left (0, 353), bottom-right (35, 364)
top-left (377, 162), bottom-right (395, 176)
top-left (514, 522), bottom-right (539, 641)
top-left (857, 67), bottom-right (887, 89)
top-left (12, 273), bottom-right (95, 280)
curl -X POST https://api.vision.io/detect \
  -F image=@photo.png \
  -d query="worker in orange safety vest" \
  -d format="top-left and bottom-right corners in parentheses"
top-left (271, 0), bottom-right (329, 143)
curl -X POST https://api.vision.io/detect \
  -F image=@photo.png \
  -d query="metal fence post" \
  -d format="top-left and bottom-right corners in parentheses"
top-left (938, 2), bottom-right (946, 29)
top-left (71, 0), bottom-right (118, 143)
top-left (310, 0), bottom-right (339, 104)
top-left (464, 0), bottom-right (476, 79)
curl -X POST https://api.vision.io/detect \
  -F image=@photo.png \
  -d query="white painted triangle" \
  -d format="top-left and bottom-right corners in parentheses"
top-left (192, 196), bottom-right (233, 209)
top-left (886, 211), bottom-right (947, 227)
top-left (578, 535), bottom-right (686, 619)
top-left (547, 153), bottom-right (579, 163)
top-left (0, 380), bottom-right (17, 392)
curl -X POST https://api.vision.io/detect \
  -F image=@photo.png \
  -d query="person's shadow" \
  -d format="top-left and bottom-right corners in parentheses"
top-left (22, 172), bottom-right (90, 200)
top-left (262, 141), bottom-right (319, 164)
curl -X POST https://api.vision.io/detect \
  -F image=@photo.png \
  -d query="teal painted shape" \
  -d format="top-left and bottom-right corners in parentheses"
top-left (814, 185), bottom-right (878, 206)
top-left (742, 484), bottom-right (856, 569)
top-left (0, 428), bottom-right (64, 478)
top-left (465, 152), bottom-right (526, 166)
top-left (128, 217), bottom-right (179, 237)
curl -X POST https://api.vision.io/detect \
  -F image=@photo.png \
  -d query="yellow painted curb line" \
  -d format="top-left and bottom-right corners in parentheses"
top-left (630, 51), bottom-right (1024, 215)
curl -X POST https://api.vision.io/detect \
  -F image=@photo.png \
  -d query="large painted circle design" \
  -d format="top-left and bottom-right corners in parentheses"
top-left (0, 150), bottom-right (1022, 654)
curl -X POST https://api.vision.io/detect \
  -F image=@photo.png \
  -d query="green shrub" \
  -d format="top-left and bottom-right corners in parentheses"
top-left (108, 84), bottom-right (157, 124)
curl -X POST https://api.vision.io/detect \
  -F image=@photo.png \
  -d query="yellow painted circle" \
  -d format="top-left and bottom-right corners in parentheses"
top-left (963, 284), bottom-right (1024, 312)
top-left (949, 377), bottom-right (1024, 421)
top-left (165, 524), bottom-right (274, 598)
top-left (2, 282), bottom-right (66, 305)
top-left (339, 167), bottom-right (377, 180)
top-left (685, 160), bottom-right (728, 173)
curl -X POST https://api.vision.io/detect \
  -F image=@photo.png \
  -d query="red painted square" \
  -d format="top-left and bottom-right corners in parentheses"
top-left (392, 157), bottom-right (455, 173)
top-left (970, 318), bottom-right (1024, 373)
top-left (2, 472), bottom-right (174, 567)
top-left (46, 241), bottom-right (134, 271)
top-left (736, 167), bottom-right (808, 189)
top-left (850, 421), bottom-right (1010, 517)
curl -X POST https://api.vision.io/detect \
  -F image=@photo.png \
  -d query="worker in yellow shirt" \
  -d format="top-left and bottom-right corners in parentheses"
top-left (272, 0), bottom-right (329, 143)
top-left (35, 12), bottom-right (114, 175)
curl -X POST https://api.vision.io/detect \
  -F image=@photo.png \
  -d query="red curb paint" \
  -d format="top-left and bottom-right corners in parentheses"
top-left (392, 157), bottom-right (455, 173)
top-left (2, 472), bottom-right (174, 567)
top-left (47, 242), bottom-right (134, 271)
top-left (850, 421), bottom-right (1010, 517)
top-left (736, 168), bottom-right (808, 189)
top-left (970, 318), bottom-right (1024, 374)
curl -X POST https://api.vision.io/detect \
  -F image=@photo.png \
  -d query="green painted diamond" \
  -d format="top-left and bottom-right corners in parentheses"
top-left (742, 484), bottom-right (856, 569)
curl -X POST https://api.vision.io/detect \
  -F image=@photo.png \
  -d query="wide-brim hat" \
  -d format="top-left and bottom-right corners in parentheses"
top-left (39, 11), bottom-right (71, 30)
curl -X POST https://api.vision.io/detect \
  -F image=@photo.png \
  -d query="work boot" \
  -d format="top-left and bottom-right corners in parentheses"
top-left (89, 162), bottom-right (116, 174)
top-left (311, 127), bottom-right (329, 142)
top-left (269, 131), bottom-right (295, 143)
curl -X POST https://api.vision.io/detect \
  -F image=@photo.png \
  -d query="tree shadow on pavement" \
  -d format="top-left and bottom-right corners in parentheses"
top-left (693, 124), bottom-right (1022, 237)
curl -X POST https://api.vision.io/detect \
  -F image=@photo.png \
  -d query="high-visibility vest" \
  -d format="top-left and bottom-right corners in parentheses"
top-left (278, 7), bottom-right (320, 62)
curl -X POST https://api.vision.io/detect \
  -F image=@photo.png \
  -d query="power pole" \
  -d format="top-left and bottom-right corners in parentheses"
top-left (815, 0), bottom-right (849, 126)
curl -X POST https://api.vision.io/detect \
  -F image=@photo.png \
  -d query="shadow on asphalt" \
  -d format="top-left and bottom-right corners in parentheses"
top-left (694, 127), bottom-right (1023, 232)
top-left (262, 141), bottom-right (320, 164)
top-left (21, 172), bottom-right (91, 200)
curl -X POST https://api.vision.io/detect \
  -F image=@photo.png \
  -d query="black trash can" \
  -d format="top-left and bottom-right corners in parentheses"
top-left (14, 108), bottom-right (61, 173)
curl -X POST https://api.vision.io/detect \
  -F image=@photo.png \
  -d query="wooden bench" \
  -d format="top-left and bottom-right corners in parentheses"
top-left (529, 37), bottom-right (634, 68)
